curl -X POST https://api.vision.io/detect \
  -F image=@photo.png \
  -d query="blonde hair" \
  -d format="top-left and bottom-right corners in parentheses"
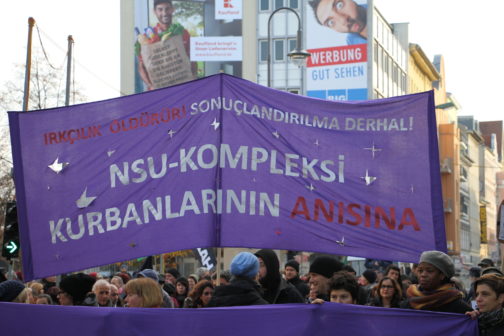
top-left (124, 278), bottom-right (162, 308)
top-left (13, 287), bottom-right (30, 304)
top-left (29, 282), bottom-right (44, 296)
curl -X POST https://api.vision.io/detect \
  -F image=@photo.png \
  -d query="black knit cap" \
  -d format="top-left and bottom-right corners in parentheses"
top-left (59, 273), bottom-right (95, 304)
top-left (0, 280), bottom-right (25, 302)
top-left (285, 260), bottom-right (300, 273)
top-left (362, 269), bottom-right (377, 284)
top-left (309, 256), bottom-right (343, 279)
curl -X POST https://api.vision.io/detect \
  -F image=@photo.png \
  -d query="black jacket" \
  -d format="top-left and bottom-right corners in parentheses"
top-left (288, 276), bottom-right (309, 298)
top-left (207, 277), bottom-right (268, 307)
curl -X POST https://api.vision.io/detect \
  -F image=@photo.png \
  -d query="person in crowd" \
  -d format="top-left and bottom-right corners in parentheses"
top-left (29, 282), bottom-right (44, 304)
top-left (451, 276), bottom-right (468, 300)
top-left (164, 268), bottom-right (180, 287)
top-left (83, 279), bottom-right (113, 307)
top-left (208, 252), bottom-right (268, 307)
top-left (342, 264), bottom-right (357, 277)
top-left (401, 275), bottom-right (413, 295)
top-left (188, 274), bottom-right (198, 293)
top-left (482, 267), bottom-right (504, 277)
top-left (400, 250), bottom-right (472, 314)
top-left (0, 280), bottom-right (29, 303)
top-left (175, 277), bottom-right (189, 308)
top-left (58, 273), bottom-right (95, 306)
top-left (124, 278), bottom-right (163, 308)
top-left (285, 260), bottom-right (310, 299)
top-left (211, 270), bottom-right (232, 286)
top-left (255, 249), bottom-right (304, 304)
top-left (45, 286), bottom-right (61, 304)
top-left (111, 276), bottom-right (125, 295)
top-left (466, 267), bottom-right (481, 304)
top-left (183, 280), bottom-right (214, 308)
top-left (42, 276), bottom-right (57, 293)
top-left (110, 284), bottom-right (122, 307)
top-left (385, 264), bottom-right (402, 283)
top-left (35, 294), bottom-right (53, 305)
top-left (312, 271), bottom-right (360, 305)
top-left (358, 269), bottom-right (377, 304)
top-left (467, 274), bottom-right (504, 335)
top-left (308, 256), bottom-right (343, 301)
top-left (479, 258), bottom-right (495, 270)
top-left (137, 269), bottom-right (174, 308)
top-left (368, 277), bottom-right (402, 308)
top-left (196, 267), bottom-right (211, 281)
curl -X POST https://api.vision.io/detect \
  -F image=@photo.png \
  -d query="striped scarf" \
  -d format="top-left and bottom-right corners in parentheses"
top-left (406, 284), bottom-right (462, 310)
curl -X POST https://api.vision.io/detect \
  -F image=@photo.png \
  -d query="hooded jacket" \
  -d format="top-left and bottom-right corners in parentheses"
top-left (255, 249), bottom-right (304, 304)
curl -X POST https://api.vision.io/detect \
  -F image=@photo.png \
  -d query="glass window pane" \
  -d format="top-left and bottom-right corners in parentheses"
top-left (275, 0), bottom-right (284, 10)
top-left (289, 0), bottom-right (299, 9)
top-left (274, 40), bottom-right (285, 61)
top-left (260, 40), bottom-right (268, 62)
top-left (260, 0), bottom-right (269, 11)
top-left (288, 39), bottom-right (296, 53)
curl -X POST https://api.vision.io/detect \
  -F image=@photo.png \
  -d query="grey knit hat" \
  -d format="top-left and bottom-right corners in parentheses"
top-left (419, 250), bottom-right (454, 279)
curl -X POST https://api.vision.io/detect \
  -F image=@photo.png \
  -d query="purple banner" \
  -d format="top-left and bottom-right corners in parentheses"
top-left (0, 302), bottom-right (477, 336)
top-left (9, 74), bottom-right (445, 281)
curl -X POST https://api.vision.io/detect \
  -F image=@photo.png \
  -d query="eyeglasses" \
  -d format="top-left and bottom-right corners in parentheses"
top-left (381, 285), bottom-right (394, 289)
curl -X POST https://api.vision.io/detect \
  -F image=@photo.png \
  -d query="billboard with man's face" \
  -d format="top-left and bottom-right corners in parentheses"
top-left (305, 0), bottom-right (370, 101)
top-left (132, 0), bottom-right (243, 93)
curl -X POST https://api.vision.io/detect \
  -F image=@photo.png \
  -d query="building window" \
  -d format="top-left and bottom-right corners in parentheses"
top-left (259, 40), bottom-right (269, 62)
top-left (289, 0), bottom-right (299, 9)
top-left (288, 88), bottom-right (299, 94)
top-left (274, 0), bottom-right (284, 10)
top-left (288, 39), bottom-right (297, 53)
top-left (274, 40), bottom-right (285, 61)
top-left (260, 0), bottom-right (270, 11)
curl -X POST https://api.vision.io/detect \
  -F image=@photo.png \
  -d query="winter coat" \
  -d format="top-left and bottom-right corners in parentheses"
top-left (288, 276), bottom-right (309, 298)
top-left (207, 277), bottom-right (268, 307)
top-left (400, 297), bottom-right (472, 314)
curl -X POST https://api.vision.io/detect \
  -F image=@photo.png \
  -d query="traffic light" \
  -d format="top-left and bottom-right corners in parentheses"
top-left (1, 202), bottom-right (19, 259)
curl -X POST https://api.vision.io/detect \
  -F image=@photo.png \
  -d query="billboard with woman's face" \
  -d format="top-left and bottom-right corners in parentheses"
top-left (305, 0), bottom-right (370, 101)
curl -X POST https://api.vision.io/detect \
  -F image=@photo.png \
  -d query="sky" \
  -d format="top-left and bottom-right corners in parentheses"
top-left (0, 0), bottom-right (503, 123)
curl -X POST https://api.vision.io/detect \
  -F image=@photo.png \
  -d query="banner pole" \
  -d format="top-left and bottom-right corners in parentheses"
top-left (65, 35), bottom-right (74, 106)
top-left (22, 17), bottom-right (35, 111)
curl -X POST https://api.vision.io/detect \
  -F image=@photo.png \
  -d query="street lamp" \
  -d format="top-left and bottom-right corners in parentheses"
top-left (267, 7), bottom-right (310, 88)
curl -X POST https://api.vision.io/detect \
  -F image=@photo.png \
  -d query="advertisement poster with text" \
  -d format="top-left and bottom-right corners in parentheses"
top-left (134, 0), bottom-right (242, 93)
top-left (306, 0), bottom-right (369, 101)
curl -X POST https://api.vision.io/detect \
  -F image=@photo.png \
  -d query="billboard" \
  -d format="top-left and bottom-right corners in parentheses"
top-left (305, 0), bottom-right (370, 101)
top-left (132, 0), bottom-right (243, 93)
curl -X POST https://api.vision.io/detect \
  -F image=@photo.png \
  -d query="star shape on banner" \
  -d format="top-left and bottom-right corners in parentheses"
top-left (167, 129), bottom-right (176, 138)
top-left (410, 185), bottom-right (415, 193)
top-left (335, 236), bottom-right (345, 246)
top-left (314, 139), bottom-right (320, 147)
top-left (211, 118), bottom-right (220, 130)
top-left (360, 169), bottom-right (377, 186)
top-left (48, 157), bottom-right (69, 174)
top-left (364, 142), bottom-right (382, 159)
top-left (306, 183), bottom-right (315, 191)
top-left (76, 187), bottom-right (97, 209)
top-left (107, 149), bottom-right (116, 157)
top-left (272, 130), bottom-right (280, 139)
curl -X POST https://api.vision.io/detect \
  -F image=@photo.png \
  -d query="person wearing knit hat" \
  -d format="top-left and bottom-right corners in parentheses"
top-left (308, 256), bottom-right (343, 301)
top-left (164, 268), bottom-right (180, 286)
top-left (58, 273), bottom-right (95, 306)
top-left (400, 250), bottom-right (472, 314)
top-left (284, 260), bottom-right (309, 299)
top-left (0, 280), bottom-right (27, 303)
top-left (207, 252), bottom-right (268, 307)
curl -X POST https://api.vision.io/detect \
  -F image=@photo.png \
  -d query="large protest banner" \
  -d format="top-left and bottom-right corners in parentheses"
top-left (0, 301), bottom-right (477, 336)
top-left (9, 74), bottom-right (444, 281)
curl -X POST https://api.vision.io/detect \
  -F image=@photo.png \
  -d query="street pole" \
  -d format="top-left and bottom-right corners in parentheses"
top-left (65, 35), bottom-right (74, 106)
top-left (22, 17), bottom-right (35, 111)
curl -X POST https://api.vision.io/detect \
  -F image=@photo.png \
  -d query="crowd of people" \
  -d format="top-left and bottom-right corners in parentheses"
top-left (1, 250), bottom-right (503, 335)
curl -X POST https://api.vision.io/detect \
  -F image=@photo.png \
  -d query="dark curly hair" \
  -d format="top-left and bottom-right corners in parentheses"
top-left (328, 271), bottom-right (359, 302)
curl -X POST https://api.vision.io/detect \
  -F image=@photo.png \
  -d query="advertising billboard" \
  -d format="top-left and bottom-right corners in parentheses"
top-left (132, 0), bottom-right (243, 93)
top-left (305, 0), bottom-right (370, 101)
